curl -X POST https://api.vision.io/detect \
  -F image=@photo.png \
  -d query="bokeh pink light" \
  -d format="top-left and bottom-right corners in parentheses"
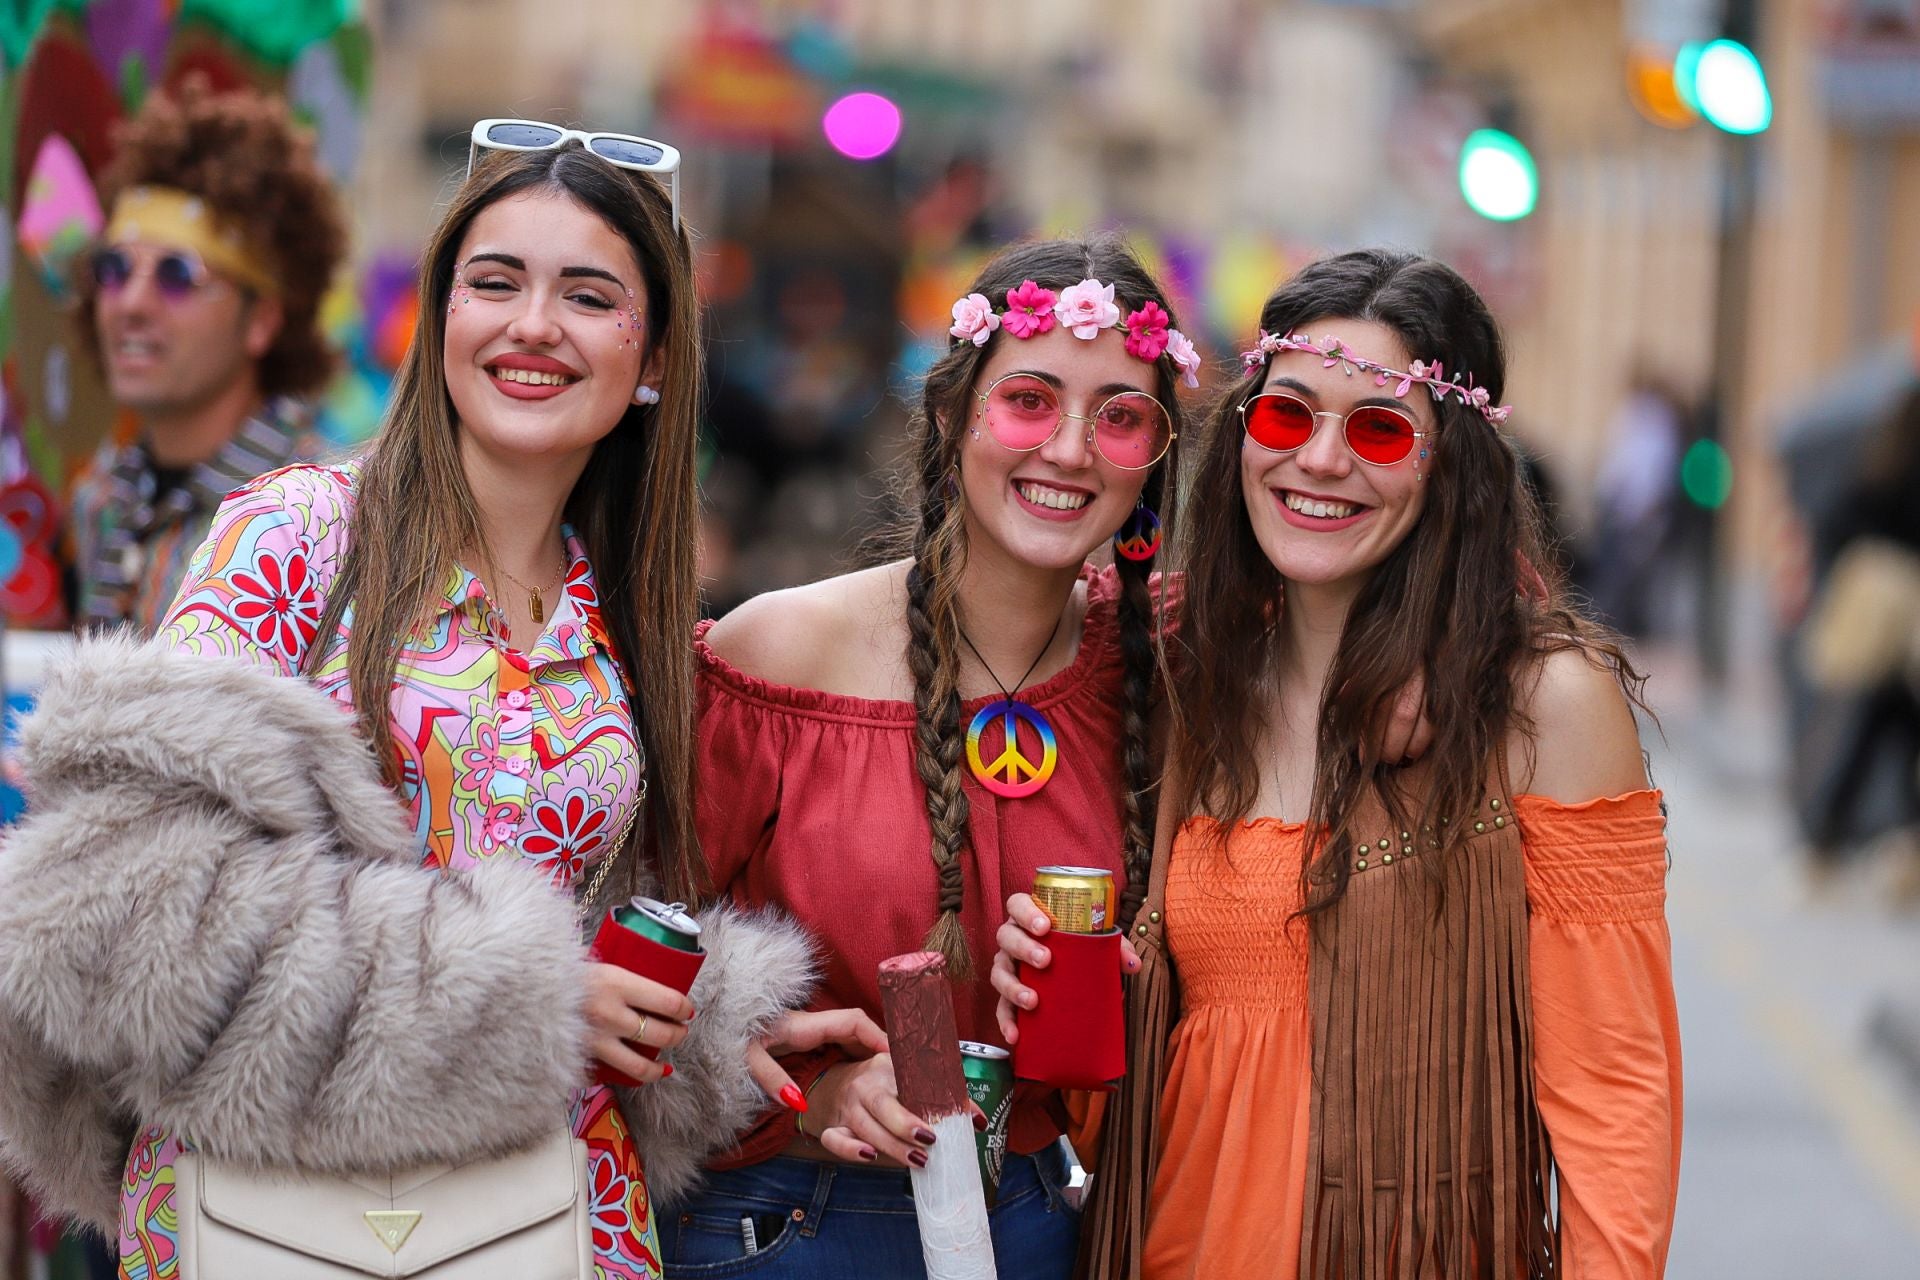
top-left (822, 91), bottom-right (901, 160)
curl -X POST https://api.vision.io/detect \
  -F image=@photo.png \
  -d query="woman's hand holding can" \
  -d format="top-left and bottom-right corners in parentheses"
top-left (584, 961), bottom-right (695, 1085)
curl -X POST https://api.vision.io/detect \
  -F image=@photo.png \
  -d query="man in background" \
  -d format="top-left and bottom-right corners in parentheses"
top-left (68, 78), bottom-right (345, 631)
top-left (10, 79), bottom-right (346, 1280)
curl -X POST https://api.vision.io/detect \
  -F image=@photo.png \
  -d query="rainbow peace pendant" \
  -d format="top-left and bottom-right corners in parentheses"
top-left (965, 698), bottom-right (1059, 799)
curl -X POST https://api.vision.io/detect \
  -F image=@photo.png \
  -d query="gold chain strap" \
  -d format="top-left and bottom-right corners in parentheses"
top-left (574, 768), bottom-right (648, 932)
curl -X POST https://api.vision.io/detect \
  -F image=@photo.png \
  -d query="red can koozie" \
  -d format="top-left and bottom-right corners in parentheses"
top-left (590, 903), bottom-right (707, 1088)
top-left (1012, 928), bottom-right (1125, 1091)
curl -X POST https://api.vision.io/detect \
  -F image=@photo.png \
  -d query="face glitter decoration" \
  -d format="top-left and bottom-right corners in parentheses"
top-left (614, 286), bottom-right (644, 350)
top-left (448, 260), bottom-right (473, 314)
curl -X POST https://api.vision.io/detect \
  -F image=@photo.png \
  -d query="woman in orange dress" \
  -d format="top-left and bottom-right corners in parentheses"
top-left (995, 249), bottom-right (1682, 1279)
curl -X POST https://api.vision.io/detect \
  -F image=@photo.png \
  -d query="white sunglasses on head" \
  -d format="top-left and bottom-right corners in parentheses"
top-left (467, 118), bottom-right (681, 230)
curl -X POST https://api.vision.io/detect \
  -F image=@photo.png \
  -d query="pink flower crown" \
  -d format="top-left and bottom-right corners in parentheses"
top-left (1240, 331), bottom-right (1514, 426)
top-left (949, 277), bottom-right (1202, 389)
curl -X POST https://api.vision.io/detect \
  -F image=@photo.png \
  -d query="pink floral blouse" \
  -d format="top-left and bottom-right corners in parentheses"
top-left (114, 463), bottom-right (659, 1280)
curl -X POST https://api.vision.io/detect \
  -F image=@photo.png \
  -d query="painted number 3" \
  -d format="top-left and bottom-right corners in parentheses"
top-left (965, 699), bottom-right (1059, 799)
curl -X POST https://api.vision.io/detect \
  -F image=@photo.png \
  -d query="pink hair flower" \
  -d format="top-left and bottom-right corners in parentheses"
top-left (1166, 329), bottom-right (1202, 389)
top-left (1123, 300), bottom-right (1171, 361)
top-left (1487, 404), bottom-right (1513, 425)
top-left (949, 292), bottom-right (1001, 347)
top-left (1469, 385), bottom-right (1492, 409)
top-left (1001, 280), bottom-right (1058, 338)
top-left (1054, 278), bottom-right (1121, 340)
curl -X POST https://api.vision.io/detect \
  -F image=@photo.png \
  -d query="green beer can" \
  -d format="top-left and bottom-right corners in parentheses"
top-left (611, 897), bottom-right (704, 953)
top-left (959, 1040), bottom-right (1013, 1207)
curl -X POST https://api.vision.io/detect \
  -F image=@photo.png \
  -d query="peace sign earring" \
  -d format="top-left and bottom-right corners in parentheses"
top-left (1113, 498), bottom-right (1162, 561)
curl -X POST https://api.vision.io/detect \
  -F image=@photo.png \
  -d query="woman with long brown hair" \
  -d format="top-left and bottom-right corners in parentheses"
top-left (0, 132), bottom-right (865, 1280)
top-left (996, 249), bottom-right (1682, 1278)
top-left (674, 236), bottom-right (1202, 1274)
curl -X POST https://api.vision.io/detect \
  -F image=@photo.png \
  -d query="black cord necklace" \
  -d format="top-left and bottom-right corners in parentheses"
top-left (958, 611), bottom-right (1065, 799)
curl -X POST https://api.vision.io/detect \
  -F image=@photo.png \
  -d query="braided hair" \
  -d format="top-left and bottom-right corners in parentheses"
top-left (897, 236), bottom-right (1187, 977)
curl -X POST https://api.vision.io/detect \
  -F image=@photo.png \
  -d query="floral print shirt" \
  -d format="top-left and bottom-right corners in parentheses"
top-left (114, 462), bottom-right (660, 1280)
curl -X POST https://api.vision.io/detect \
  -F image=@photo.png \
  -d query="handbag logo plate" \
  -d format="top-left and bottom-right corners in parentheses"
top-left (364, 1210), bottom-right (423, 1254)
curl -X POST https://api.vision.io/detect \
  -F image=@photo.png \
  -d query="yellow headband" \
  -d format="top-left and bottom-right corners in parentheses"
top-left (105, 186), bottom-right (280, 298)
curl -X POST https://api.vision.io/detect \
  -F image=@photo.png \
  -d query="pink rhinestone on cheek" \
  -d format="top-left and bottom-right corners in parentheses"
top-left (619, 287), bottom-right (645, 350)
top-left (447, 260), bottom-right (474, 315)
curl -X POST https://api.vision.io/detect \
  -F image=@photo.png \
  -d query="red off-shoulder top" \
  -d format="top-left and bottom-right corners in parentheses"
top-left (697, 565), bottom-right (1138, 1167)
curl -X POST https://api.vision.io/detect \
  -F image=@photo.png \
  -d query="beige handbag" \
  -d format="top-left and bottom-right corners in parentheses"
top-left (173, 1126), bottom-right (591, 1279)
top-left (168, 793), bottom-right (646, 1279)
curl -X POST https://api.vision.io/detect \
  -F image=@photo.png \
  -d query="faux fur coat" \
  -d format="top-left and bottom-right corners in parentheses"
top-left (0, 637), bottom-right (814, 1235)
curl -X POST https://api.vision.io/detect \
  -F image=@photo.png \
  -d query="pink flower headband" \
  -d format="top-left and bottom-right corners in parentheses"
top-left (950, 277), bottom-right (1202, 389)
top-left (1240, 331), bottom-right (1513, 426)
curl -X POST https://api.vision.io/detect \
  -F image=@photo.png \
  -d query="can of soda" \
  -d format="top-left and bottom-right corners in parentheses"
top-left (1031, 866), bottom-right (1116, 934)
top-left (591, 898), bottom-right (707, 1087)
top-left (960, 1040), bottom-right (1014, 1207)
top-left (611, 897), bottom-right (705, 954)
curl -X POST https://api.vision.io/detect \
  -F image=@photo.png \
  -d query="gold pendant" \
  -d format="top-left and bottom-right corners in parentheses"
top-left (530, 587), bottom-right (544, 625)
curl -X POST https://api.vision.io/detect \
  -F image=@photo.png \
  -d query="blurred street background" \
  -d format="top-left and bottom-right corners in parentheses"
top-left (6, 0), bottom-right (1920, 1274)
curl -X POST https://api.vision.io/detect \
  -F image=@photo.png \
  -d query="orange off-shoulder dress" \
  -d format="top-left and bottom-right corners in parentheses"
top-left (1142, 792), bottom-right (1683, 1280)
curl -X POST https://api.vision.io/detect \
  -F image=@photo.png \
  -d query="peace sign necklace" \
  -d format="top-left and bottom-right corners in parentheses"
top-left (959, 612), bottom-right (1064, 799)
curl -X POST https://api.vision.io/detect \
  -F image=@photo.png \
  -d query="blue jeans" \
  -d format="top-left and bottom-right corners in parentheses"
top-left (660, 1144), bottom-right (1080, 1278)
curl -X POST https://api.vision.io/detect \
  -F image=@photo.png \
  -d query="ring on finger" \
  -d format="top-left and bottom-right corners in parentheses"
top-left (631, 1012), bottom-right (649, 1044)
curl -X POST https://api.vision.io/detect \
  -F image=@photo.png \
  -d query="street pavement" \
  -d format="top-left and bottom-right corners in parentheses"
top-left (1645, 643), bottom-right (1920, 1277)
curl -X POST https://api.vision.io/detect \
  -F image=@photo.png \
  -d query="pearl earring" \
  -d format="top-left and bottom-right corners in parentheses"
top-left (633, 385), bottom-right (660, 406)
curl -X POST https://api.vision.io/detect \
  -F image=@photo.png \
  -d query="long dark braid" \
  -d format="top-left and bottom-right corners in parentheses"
top-left (893, 235), bottom-right (1191, 977)
top-left (904, 466), bottom-right (975, 976)
top-left (1111, 464), bottom-right (1168, 928)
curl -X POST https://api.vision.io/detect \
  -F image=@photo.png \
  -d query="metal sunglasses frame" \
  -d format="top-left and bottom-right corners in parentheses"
top-left (1238, 389), bottom-right (1429, 467)
top-left (90, 243), bottom-right (219, 301)
top-left (973, 373), bottom-right (1176, 472)
top-left (467, 118), bottom-right (682, 231)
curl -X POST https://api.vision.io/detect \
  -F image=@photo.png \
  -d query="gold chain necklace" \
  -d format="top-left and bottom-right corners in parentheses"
top-left (495, 558), bottom-right (567, 626)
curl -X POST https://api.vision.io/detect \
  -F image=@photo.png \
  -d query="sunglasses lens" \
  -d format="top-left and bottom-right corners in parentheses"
top-left (1093, 393), bottom-right (1171, 469)
top-left (1346, 406), bottom-right (1417, 465)
top-left (91, 248), bottom-right (134, 291)
top-left (1244, 394), bottom-right (1315, 452)
top-left (486, 122), bottom-right (564, 148)
top-left (591, 136), bottom-right (666, 167)
top-left (981, 375), bottom-right (1061, 451)
top-left (154, 253), bottom-right (205, 298)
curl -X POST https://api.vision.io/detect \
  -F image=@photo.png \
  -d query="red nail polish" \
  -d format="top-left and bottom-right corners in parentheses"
top-left (858, 1145), bottom-right (878, 1163)
top-left (780, 1083), bottom-right (809, 1112)
top-left (913, 1127), bottom-right (937, 1146)
top-left (662, 1064), bottom-right (674, 1078)
top-left (908, 1150), bottom-right (929, 1169)
top-left (972, 1111), bottom-right (988, 1132)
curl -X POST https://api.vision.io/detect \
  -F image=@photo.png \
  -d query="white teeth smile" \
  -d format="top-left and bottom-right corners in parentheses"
top-left (490, 367), bottom-right (579, 386)
top-left (1283, 492), bottom-right (1361, 519)
top-left (115, 339), bottom-right (161, 357)
top-left (1017, 482), bottom-right (1090, 511)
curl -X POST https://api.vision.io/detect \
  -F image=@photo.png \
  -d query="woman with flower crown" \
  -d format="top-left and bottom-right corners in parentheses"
top-left (664, 236), bottom-right (1208, 1275)
top-left (994, 249), bottom-right (1683, 1280)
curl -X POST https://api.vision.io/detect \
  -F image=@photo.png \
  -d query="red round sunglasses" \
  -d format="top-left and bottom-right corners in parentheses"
top-left (1239, 390), bottom-right (1428, 467)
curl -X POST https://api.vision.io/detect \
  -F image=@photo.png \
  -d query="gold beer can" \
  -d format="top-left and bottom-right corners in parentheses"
top-left (1031, 865), bottom-right (1116, 934)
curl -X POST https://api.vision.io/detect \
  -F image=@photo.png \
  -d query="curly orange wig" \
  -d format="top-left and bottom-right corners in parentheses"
top-left (78, 77), bottom-right (347, 399)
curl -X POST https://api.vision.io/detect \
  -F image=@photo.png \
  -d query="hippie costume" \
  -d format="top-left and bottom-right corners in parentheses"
top-left (673, 566), bottom-right (1144, 1269)
top-left (1080, 333), bottom-right (1682, 1280)
top-left (0, 464), bottom-right (815, 1278)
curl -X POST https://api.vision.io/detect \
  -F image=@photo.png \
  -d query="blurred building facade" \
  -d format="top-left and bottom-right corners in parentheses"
top-left (341, 0), bottom-right (1920, 603)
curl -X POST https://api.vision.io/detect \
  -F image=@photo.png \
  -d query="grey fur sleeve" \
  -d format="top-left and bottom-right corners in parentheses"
top-left (0, 640), bottom-right (591, 1229)
top-left (614, 904), bottom-right (818, 1206)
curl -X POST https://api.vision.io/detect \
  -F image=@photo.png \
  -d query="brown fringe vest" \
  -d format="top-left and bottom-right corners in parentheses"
top-left (1080, 763), bottom-right (1559, 1279)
